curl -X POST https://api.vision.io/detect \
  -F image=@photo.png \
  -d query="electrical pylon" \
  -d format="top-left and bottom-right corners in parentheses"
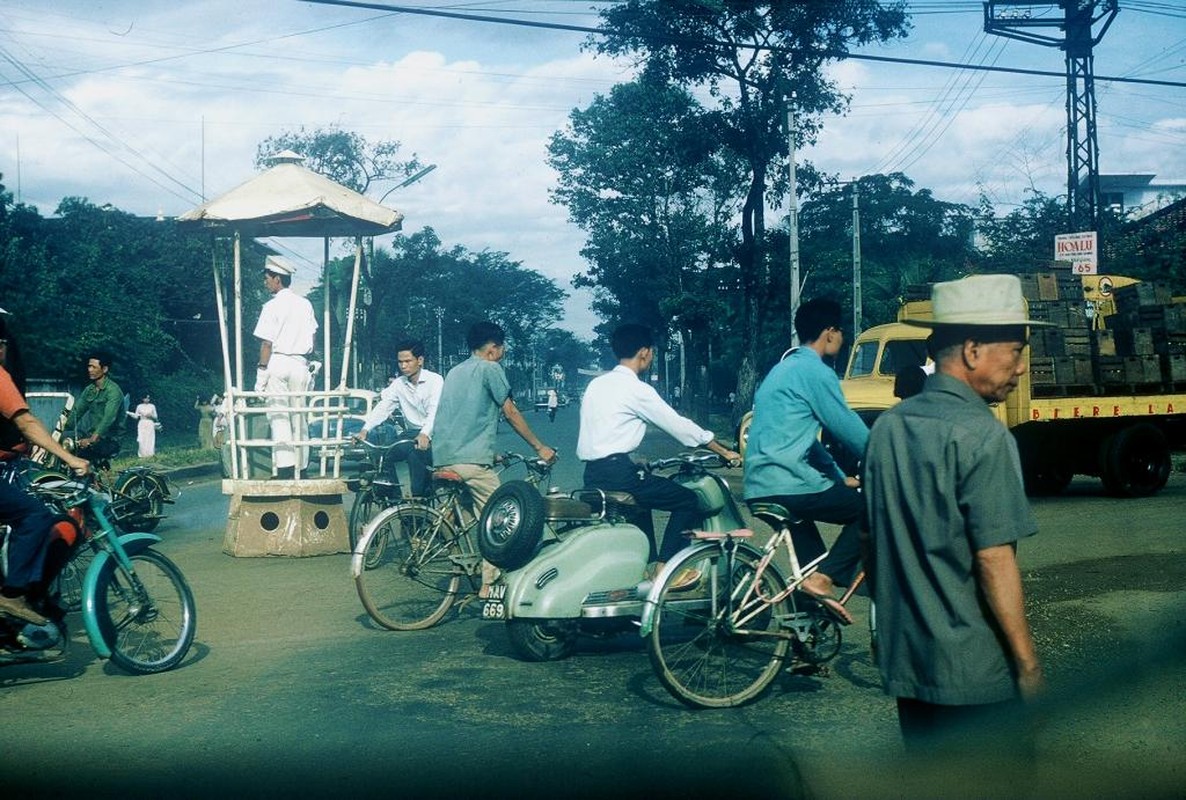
top-left (984, 1), bottom-right (1119, 231)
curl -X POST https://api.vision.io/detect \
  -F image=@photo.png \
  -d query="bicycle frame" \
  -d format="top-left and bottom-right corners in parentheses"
top-left (638, 525), bottom-right (828, 640)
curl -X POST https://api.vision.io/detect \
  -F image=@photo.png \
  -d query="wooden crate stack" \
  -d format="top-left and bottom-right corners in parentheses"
top-left (1022, 271), bottom-right (1093, 393)
top-left (1104, 281), bottom-right (1184, 388)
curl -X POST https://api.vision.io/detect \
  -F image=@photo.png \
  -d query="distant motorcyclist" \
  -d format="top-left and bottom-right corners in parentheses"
top-left (577, 323), bottom-right (740, 588)
top-left (0, 318), bottom-right (89, 625)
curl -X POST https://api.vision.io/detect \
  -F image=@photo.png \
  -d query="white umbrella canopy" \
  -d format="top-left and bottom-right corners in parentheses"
top-left (177, 154), bottom-right (403, 237)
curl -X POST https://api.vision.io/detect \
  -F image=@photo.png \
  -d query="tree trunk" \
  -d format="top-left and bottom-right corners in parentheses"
top-left (733, 167), bottom-right (767, 427)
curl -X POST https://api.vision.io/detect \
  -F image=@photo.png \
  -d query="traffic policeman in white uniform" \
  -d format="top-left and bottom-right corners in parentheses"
top-left (253, 255), bottom-right (318, 479)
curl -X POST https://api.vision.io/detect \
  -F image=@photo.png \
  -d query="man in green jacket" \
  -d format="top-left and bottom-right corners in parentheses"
top-left (67, 350), bottom-right (125, 462)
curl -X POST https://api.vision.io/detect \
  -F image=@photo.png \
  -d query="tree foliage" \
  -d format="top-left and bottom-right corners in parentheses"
top-left (0, 179), bottom-right (222, 444)
top-left (254, 127), bottom-right (423, 196)
top-left (799, 173), bottom-right (976, 327)
top-left (548, 75), bottom-right (744, 415)
top-left (327, 227), bottom-right (569, 388)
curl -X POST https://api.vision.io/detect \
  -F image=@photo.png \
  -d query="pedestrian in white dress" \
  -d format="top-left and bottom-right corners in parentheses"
top-left (129, 395), bottom-right (158, 458)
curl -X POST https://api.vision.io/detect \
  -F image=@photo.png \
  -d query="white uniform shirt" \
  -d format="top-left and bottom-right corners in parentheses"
top-left (361, 369), bottom-right (444, 438)
top-left (577, 365), bottom-right (714, 461)
top-left (253, 288), bottom-right (317, 356)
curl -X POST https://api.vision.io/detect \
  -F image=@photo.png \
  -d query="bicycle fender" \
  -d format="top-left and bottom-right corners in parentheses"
top-left (638, 540), bottom-right (765, 638)
top-left (350, 512), bottom-right (386, 578)
top-left (81, 533), bottom-right (163, 658)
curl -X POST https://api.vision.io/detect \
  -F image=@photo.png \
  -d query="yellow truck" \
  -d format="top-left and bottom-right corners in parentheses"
top-left (840, 273), bottom-right (1186, 497)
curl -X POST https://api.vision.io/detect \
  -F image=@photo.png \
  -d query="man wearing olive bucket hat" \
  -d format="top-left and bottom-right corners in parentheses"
top-left (863, 274), bottom-right (1049, 757)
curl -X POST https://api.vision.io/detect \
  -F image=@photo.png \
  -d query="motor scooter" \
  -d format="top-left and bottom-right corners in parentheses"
top-left (477, 451), bottom-right (744, 661)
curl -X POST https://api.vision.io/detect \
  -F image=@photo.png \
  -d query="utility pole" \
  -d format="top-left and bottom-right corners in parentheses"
top-left (984, 1), bottom-right (1118, 232)
top-left (435, 306), bottom-right (444, 370)
top-left (787, 104), bottom-right (802, 346)
top-left (851, 182), bottom-right (862, 338)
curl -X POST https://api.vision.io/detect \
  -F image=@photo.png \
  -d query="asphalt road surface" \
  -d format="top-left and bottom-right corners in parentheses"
top-left (1, 405), bottom-right (1183, 799)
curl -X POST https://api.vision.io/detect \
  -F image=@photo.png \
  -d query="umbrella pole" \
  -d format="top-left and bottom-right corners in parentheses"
top-left (340, 237), bottom-right (362, 390)
top-left (322, 237), bottom-right (331, 392)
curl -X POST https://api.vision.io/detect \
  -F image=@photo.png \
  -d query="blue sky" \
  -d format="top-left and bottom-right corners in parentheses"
top-left (2, 2), bottom-right (1183, 338)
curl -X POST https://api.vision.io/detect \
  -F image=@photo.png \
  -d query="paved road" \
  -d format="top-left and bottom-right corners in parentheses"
top-left (1, 406), bottom-right (1184, 798)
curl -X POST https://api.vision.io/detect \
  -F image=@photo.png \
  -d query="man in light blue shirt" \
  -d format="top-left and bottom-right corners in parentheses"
top-left (744, 298), bottom-right (868, 623)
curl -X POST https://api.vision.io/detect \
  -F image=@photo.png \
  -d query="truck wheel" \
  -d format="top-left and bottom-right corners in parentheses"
top-left (1024, 463), bottom-right (1073, 496)
top-left (478, 480), bottom-right (545, 570)
top-left (1099, 423), bottom-right (1171, 497)
top-left (506, 619), bottom-right (579, 661)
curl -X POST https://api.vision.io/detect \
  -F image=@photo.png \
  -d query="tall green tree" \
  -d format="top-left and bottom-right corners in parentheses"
top-left (591, 1), bottom-right (911, 417)
top-left (548, 75), bottom-right (743, 416)
top-left (254, 127), bottom-right (423, 196)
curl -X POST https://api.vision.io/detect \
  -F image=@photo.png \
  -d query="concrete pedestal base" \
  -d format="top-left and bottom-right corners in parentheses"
top-left (222, 479), bottom-right (350, 557)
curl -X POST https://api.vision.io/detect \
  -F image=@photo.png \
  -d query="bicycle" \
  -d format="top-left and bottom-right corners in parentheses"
top-left (351, 452), bottom-right (553, 631)
top-left (14, 471), bottom-right (197, 673)
top-left (345, 436), bottom-right (419, 555)
top-left (640, 501), bottom-right (862, 708)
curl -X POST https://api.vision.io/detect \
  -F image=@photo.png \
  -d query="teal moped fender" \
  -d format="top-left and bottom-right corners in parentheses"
top-left (81, 533), bottom-right (162, 658)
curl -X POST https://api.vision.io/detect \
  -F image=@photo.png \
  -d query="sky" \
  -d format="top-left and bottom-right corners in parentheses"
top-left (2, 1), bottom-right (1184, 339)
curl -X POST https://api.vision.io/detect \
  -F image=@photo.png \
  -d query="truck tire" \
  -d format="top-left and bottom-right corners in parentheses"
top-left (1024, 463), bottom-right (1074, 496)
top-left (1099, 423), bottom-right (1171, 498)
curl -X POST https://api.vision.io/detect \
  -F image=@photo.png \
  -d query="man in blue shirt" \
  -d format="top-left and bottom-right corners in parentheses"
top-left (744, 298), bottom-right (869, 623)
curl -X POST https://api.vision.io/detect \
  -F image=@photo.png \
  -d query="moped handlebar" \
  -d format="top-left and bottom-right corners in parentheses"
top-left (645, 450), bottom-right (731, 473)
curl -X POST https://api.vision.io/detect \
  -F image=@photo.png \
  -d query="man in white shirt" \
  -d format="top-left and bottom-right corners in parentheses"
top-left (577, 324), bottom-right (740, 583)
top-left (253, 255), bottom-right (317, 479)
top-left (355, 339), bottom-right (443, 497)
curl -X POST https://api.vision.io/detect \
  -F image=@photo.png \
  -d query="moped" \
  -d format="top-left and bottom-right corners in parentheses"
top-left (0, 461), bottom-right (196, 674)
top-left (477, 451), bottom-right (744, 661)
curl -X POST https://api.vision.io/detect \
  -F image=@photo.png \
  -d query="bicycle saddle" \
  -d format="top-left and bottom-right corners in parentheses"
top-left (746, 501), bottom-right (799, 530)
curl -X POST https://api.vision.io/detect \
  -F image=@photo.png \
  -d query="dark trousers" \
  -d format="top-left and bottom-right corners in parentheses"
top-left (750, 482), bottom-right (863, 587)
top-left (0, 476), bottom-right (54, 592)
top-left (583, 454), bottom-right (702, 563)
top-left (383, 429), bottom-right (432, 498)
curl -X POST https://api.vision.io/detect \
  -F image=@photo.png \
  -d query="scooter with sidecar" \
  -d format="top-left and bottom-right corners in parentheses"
top-left (477, 451), bottom-right (743, 661)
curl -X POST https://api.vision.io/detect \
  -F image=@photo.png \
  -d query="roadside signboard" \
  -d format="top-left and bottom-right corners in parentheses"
top-left (1054, 231), bottom-right (1098, 274)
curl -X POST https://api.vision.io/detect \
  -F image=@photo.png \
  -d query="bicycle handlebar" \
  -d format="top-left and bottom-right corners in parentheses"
top-left (494, 450), bottom-right (557, 477)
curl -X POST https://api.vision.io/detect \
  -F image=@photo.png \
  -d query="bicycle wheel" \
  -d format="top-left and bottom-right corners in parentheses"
top-left (112, 472), bottom-right (163, 532)
top-left (92, 548), bottom-right (197, 674)
top-left (355, 503), bottom-right (462, 631)
top-left (647, 544), bottom-right (791, 708)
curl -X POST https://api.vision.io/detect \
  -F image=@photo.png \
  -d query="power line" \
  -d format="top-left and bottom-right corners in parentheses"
top-left (300, 0), bottom-right (1186, 89)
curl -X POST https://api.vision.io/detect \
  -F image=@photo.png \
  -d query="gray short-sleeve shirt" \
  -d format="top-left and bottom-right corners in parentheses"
top-left (865, 372), bottom-right (1038, 706)
top-left (430, 356), bottom-right (512, 467)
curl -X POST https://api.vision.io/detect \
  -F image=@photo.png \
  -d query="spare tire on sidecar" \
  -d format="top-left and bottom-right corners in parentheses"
top-left (478, 480), bottom-right (546, 571)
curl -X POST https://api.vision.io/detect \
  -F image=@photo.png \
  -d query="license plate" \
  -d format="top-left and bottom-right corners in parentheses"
top-left (481, 583), bottom-right (506, 620)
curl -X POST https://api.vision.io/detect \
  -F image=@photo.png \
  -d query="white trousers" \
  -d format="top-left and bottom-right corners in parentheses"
top-left (262, 354), bottom-right (311, 469)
